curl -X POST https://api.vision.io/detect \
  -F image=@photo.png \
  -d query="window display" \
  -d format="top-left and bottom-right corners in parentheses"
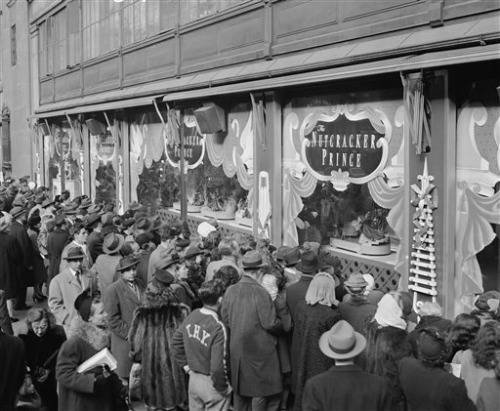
top-left (282, 83), bottom-right (405, 262)
top-left (130, 110), bottom-right (180, 209)
top-left (48, 122), bottom-right (83, 198)
top-left (90, 124), bottom-right (117, 204)
top-left (181, 103), bottom-right (254, 224)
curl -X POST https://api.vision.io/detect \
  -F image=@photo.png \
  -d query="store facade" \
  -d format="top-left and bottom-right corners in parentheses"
top-left (28, 0), bottom-right (500, 317)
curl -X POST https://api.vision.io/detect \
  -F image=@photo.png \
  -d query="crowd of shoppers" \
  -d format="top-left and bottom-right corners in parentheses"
top-left (0, 176), bottom-right (499, 411)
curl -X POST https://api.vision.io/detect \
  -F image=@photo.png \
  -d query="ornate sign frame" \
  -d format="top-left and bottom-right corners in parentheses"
top-left (299, 104), bottom-right (390, 190)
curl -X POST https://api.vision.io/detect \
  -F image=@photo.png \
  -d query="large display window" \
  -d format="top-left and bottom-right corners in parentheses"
top-left (48, 122), bottom-right (83, 198)
top-left (166, 103), bottom-right (254, 228)
top-left (454, 64), bottom-right (500, 305)
top-left (129, 110), bottom-right (180, 210)
top-left (281, 82), bottom-right (405, 269)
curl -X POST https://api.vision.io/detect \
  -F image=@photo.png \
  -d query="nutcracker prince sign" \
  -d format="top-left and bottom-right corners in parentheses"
top-left (300, 104), bottom-right (390, 191)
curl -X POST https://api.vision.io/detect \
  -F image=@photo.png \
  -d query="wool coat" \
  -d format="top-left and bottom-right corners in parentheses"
top-left (291, 300), bottom-right (341, 410)
top-left (27, 226), bottom-right (47, 285)
top-left (398, 357), bottom-right (476, 411)
top-left (10, 220), bottom-right (34, 287)
top-left (56, 317), bottom-right (118, 411)
top-left (302, 364), bottom-right (393, 411)
top-left (19, 325), bottom-right (67, 411)
top-left (48, 268), bottom-right (97, 331)
top-left (221, 275), bottom-right (286, 397)
top-left (0, 290), bottom-right (13, 335)
top-left (128, 296), bottom-right (189, 409)
top-left (87, 230), bottom-right (104, 265)
top-left (0, 331), bottom-right (26, 411)
top-left (0, 232), bottom-right (23, 299)
top-left (286, 274), bottom-right (314, 320)
top-left (104, 277), bottom-right (145, 378)
top-left (47, 227), bottom-right (69, 283)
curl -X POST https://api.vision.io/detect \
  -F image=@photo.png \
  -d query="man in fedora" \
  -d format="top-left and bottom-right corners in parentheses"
top-left (302, 320), bottom-right (392, 411)
top-left (92, 232), bottom-right (125, 296)
top-left (286, 250), bottom-right (321, 320)
top-left (221, 250), bottom-right (287, 411)
top-left (86, 212), bottom-right (105, 264)
top-left (9, 206), bottom-right (34, 311)
top-left (48, 246), bottom-right (97, 334)
top-left (104, 255), bottom-right (144, 384)
top-left (47, 214), bottom-right (70, 288)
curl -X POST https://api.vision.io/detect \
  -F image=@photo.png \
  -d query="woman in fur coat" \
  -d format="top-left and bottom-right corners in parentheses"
top-left (128, 270), bottom-right (190, 410)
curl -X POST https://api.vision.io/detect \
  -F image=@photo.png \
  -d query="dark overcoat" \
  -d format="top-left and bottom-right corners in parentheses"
top-left (398, 357), bottom-right (477, 411)
top-left (104, 278), bottom-right (145, 378)
top-left (221, 275), bottom-right (285, 397)
top-left (302, 364), bottom-right (393, 411)
top-left (0, 232), bottom-right (23, 299)
top-left (28, 226), bottom-right (47, 285)
top-left (0, 331), bottom-right (26, 411)
top-left (291, 300), bottom-right (341, 410)
top-left (56, 318), bottom-right (116, 411)
top-left (286, 274), bottom-right (313, 319)
top-left (47, 227), bottom-right (69, 282)
top-left (10, 220), bottom-right (34, 287)
top-left (19, 325), bottom-right (67, 410)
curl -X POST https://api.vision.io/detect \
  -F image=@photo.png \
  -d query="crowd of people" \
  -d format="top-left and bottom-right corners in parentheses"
top-left (0, 176), bottom-right (499, 411)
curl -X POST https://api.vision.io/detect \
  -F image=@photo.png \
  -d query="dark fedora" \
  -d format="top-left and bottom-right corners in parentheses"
top-left (34, 193), bottom-right (46, 204)
top-left (134, 216), bottom-right (153, 232)
top-left (10, 206), bottom-right (27, 219)
top-left (103, 232), bottom-right (125, 254)
top-left (296, 250), bottom-right (320, 274)
top-left (128, 201), bottom-right (142, 211)
top-left (176, 238), bottom-right (190, 249)
top-left (241, 250), bottom-right (266, 270)
top-left (183, 245), bottom-right (205, 260)
top-left (79, 198), bottom-right (93, 209)
top-left (64, 246), bottom-right (86, 260)
top-left (319, 320), bottom-right (366, 360)
top-left (63, 205), bottom-right (78, 215)
top-left (85, 213), bottom-right (101, 228)
top-left (150, 216), bottom-right (165, 231)
top-left (41, 198), bottom-right (55, 208)
top-left (87, 204), bottom-right (103, 215)
top-left (161, 255), bottom-right (182, 270)
top-left (275, 246), bottom-right (291, 263)
top-left (116, 255), bottom-right (140, 272)
top-left (153, 269), bottom-right (175, 286)
top-left (283, 247), bottom-right (301, 267)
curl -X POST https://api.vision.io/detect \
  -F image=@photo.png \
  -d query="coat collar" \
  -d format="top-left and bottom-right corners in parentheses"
top-left (117, 278), bottom-right (144, 303)
top-left (67, 317), bottom-right (110, 350)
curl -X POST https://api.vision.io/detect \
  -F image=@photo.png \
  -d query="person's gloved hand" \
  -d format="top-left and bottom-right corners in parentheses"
top-left (93, 374), bottom-right (108, 395)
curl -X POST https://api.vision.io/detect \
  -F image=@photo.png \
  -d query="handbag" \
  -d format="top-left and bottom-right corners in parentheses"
top-left (16, 369), bottom-right (42, 410)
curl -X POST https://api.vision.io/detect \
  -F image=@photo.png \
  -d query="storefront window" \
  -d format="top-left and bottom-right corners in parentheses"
top-left (90, 125), bottom-right (117, 204)
top-left (180, 105), bottom-right (253, 225)
top-left (129, 110), bottom-right (180, 209)
top-left (48, 123), bottom-right (83, 198)
top-left (282, 83), bottom-right (405, 259)
top-left (455, 66), bottom-right (500, 297)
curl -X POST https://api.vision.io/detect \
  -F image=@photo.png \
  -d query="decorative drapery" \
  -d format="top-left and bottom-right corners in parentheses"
top-left (455, 102), bottom-right (500, 313)
top-left (456, 183), bottom-right (500, 307)
top-left (283, 169), bottom-right (317, 246)
top-left (368, 176), bottom-right (405, 274)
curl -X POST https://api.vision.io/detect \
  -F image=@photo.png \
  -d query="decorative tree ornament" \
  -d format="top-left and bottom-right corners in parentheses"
top-left (409, 157), bottom-right (438, 312)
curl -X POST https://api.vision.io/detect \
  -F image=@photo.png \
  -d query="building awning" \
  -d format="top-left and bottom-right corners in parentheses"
top-left (35, 13), bottom-right (500, 118)
top-left (163, 43), bottom-right (500, 102)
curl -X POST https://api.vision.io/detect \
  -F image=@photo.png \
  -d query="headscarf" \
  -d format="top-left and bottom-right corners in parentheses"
top-left (373, 293), bottom-right (407, 330)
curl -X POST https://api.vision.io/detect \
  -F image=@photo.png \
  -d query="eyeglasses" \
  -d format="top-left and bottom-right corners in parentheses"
top-left (32, 323), bottom-right (49, 333)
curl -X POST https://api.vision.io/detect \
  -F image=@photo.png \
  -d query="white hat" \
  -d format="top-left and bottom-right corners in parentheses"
top-left (197, 221), bottom-right (216, 238)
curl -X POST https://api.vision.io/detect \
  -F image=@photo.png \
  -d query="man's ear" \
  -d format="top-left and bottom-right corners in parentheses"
top-left (217, 296), bottom-right (223, 304)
